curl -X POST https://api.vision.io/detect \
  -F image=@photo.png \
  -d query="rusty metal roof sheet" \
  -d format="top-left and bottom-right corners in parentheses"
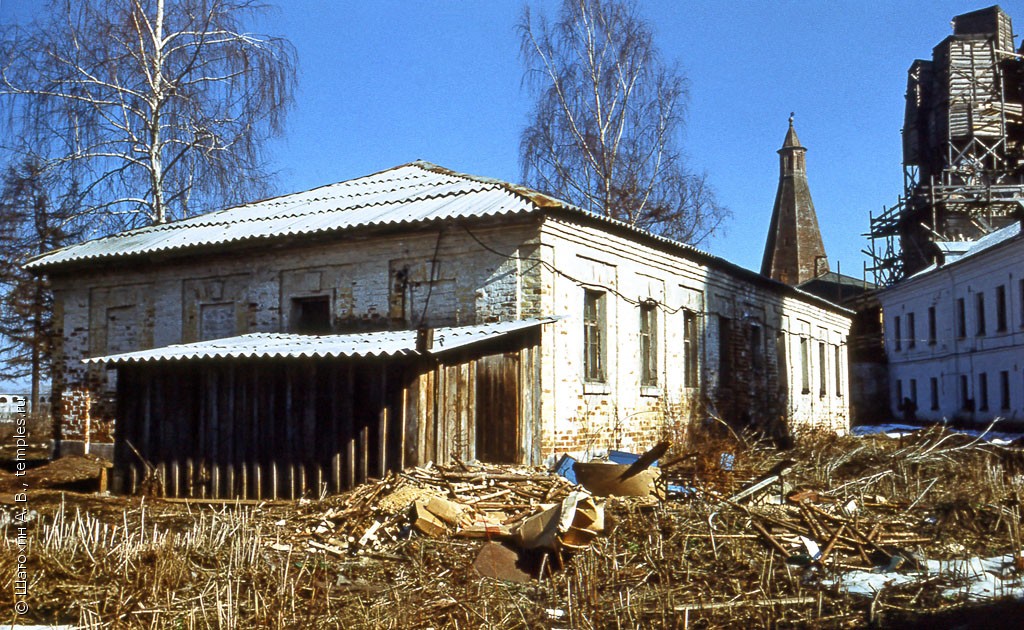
top-left (27, 162), bottom-right (562, 270)
top-left (85, 317), bottom-right (556, 364)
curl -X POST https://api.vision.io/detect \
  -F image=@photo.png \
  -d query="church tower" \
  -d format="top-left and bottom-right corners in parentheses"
top-left (761, 116), bottom-right (829, 285)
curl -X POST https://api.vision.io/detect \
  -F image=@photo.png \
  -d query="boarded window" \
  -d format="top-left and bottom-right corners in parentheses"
top-left (776, 331), bottom-right (788, 393)
top-left (106, 305), bottom-right (138, 354)
top-left (750, 324), bottom-right (763, 371)
top-left (106, 305), bottom-right (138, 392)
top-left (291, 296), bottom-right (331, 334)
top-left (200, 303), bottom-right (235, 341)
top-left (639, 303), bottom-right (657, 387)
top-left (683, 310), bottom-right (699, 388)
top-left (718, 316), bottom-right (733, 388)
top-left (583, 290), bottom-right (606, 382)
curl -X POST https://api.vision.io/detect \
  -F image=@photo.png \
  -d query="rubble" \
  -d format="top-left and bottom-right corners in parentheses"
top-left (6, 426), bottom-right (1024, 627)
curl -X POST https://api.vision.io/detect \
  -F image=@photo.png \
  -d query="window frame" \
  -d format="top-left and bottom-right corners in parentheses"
top-left (639, 302), bottom-right (658, 387)
top-left (583, 290), bottom-right (607, 383)
top-left (682, 309), bottom-right (699, 389)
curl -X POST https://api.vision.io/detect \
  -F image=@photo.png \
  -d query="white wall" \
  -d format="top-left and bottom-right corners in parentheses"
top-left (879, 234), bottom-right (1024, 424)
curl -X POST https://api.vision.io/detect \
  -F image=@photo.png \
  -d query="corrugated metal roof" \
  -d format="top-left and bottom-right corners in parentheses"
top-left (85, 317), bottom-right (557, 364)
top-left (25, 159), bottom-right (852, 316)
top-left (27, 162), bottom-right (554, 270)
top-left (906, 221), bottom-right (1022, 280)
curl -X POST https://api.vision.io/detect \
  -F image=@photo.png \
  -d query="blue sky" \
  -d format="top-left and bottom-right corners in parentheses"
top-left (1, 0), bottom-right (1022, 389)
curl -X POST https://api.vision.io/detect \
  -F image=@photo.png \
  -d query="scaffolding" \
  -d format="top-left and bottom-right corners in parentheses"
top-left (867, 6), bottom-right (1024, 285)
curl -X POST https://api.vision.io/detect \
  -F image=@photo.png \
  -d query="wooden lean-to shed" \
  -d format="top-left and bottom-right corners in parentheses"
top-left (90, 318), bottom-right (551, 499)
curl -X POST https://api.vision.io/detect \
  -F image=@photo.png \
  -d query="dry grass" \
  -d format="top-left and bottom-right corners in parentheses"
top-left (2, 426), bottom-right (1023, 628)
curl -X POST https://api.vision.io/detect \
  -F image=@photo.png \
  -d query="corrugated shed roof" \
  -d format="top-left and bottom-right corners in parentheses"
top-left (85, 317), bottom-right (556, 364)
top-left (27, 162), bottom-right (558, 270)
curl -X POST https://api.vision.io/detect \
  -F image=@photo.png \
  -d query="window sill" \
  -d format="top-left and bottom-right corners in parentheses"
top-left (583, 382), bottom-right (611, 395)
top-left (640, 386), bottom-right (661, 398)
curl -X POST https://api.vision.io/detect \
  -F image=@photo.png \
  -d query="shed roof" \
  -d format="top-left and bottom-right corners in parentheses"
top-left (86, 317), bottom-right (555, 364)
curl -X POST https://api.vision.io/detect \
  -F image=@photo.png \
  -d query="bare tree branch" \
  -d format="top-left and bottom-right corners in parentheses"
top-left (519, 0), bottom-right (729, 244)
top-left (0, 0), bottom-right (297, 232)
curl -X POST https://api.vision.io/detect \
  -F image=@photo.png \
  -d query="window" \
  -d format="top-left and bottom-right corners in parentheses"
top-left (639, 303), bottom-right (657, 387)
top-left (1000, 371), bottom-right (1010, 410)
top-left (834, 345), bottom-right (842, 395)
top-left (976, 292), bottom-right (986, 336)
top-left (583, 290), bottom-right (606, 383)
top-left (996, 285), bottom-right (1007, 332)
top-left (818, 342), bottom-right (827, 397)
top-left (907, 312), bottom-right (916, 348)
top-left (751, 324), bottom-right (764, 371)
top-left (930, 377), bottom-right (939, 411)
top-left (960, 375), bottom-right (970, 410)
top-left (775, 331), bottom-right (788, 392)
top-left (291, 296), bottom-right (331, 334)
top-left (1020, 279), bottom-right (1024, 328)
top-left (800, 337), bottom-right (810, 394)
top-left (928, 306), bottom-right (936, 345)
top-left (683, 310), bottom-right (699, 388)
top-left (978, 372), bottom-right (989, 411)
top-left (909, 379), bottom-right (917, 405)
top-left (893, 315), bottom-right (902, 351)
top-left (956, 298), bottom-right (966, 338)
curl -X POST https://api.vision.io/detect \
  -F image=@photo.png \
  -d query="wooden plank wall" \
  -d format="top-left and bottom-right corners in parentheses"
top-left (112, 327), bottom-right (545, 499)
top-left (114, 358), bottom-right (406, 500)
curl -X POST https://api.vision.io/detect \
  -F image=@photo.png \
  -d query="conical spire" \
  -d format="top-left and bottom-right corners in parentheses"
top-left (781, 113), bottom-right (802, 149)
top-left (761, 115), bottom-right (830, 285)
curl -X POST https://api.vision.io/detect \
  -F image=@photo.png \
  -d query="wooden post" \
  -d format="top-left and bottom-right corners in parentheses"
top-left (360, 426), bottom-right (368, 483)
top-left (347, 439), bottom-right (356, 488)
top-left (241, 464), bottom-right (249, 500)
top-left (379, 407), bottom-right (388, 479)
top-left (212, 464), bottom-right (220, 499)
top-left (227, 464), bottom-right (235, 499)
top-left (187, 458), bottom-right (194, 498)
top-left (255, 463), bottom-right (263, 500)
top-left (172, 461), bottom-right (180, 498)
top-left (400, 387), bottom-right (408, 471)
top-left (332, 452), bottom-right (342, 493)
top-left (271, 461), bottom-right (278, 500)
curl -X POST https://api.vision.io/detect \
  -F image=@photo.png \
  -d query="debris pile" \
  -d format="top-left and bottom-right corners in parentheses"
top-left (5, 426), bottom-right (1024, 628)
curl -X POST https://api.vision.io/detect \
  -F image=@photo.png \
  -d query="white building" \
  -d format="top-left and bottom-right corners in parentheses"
top-left (28, 162), bottom-right (851, 496)
top-left (878, 221), bottom-right (1024, 423)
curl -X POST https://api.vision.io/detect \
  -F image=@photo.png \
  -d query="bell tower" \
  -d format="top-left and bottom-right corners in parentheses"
top-left (761, 115), bottom-right (829, 285)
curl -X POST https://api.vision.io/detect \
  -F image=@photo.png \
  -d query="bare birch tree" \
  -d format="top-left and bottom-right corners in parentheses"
top-left (0, 0), bottom-right (297, 231)
top-left (519, 0), bottom-right (728, 244)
